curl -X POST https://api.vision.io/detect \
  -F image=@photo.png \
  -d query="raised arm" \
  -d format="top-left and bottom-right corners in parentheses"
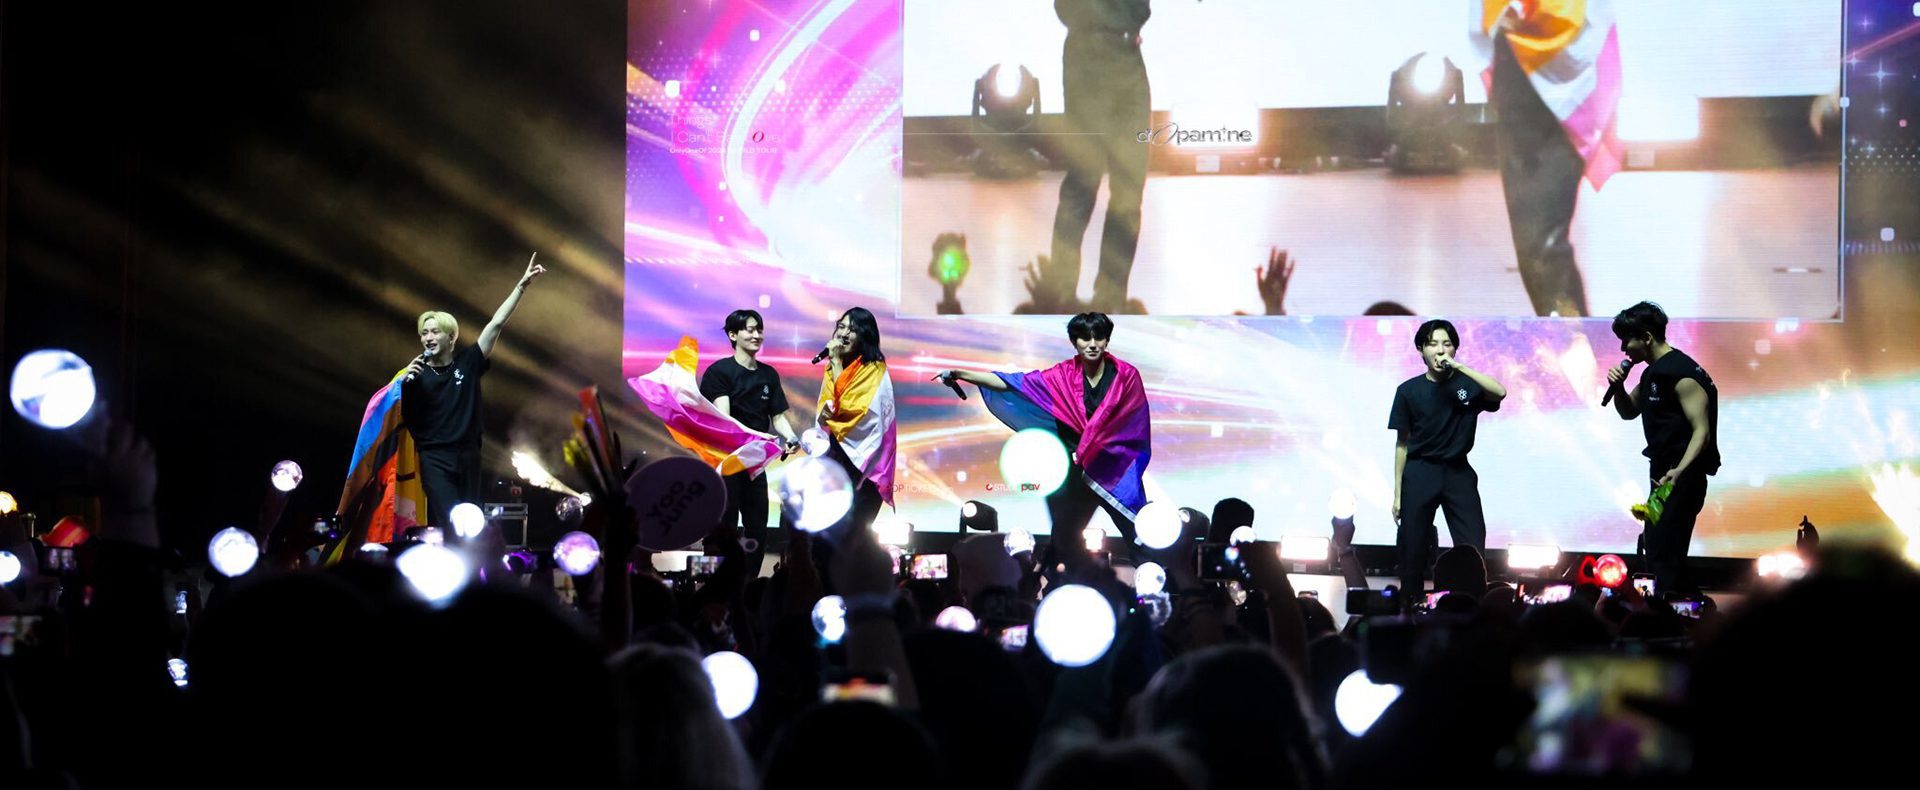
top-left (477, 253), bottom-right (546, 358)
top-left (1606, 364), bottom-right (1642, 420)
top-left (1450, 360), bottom-right (1507, 402)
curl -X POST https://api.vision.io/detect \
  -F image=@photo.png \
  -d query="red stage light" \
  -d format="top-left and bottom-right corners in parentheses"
top-left (1593, 554), bottom-right (1629, 589)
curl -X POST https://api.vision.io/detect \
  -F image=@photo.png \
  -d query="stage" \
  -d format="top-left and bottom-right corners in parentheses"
top-left (901, 165), bottom-right (1840, 318)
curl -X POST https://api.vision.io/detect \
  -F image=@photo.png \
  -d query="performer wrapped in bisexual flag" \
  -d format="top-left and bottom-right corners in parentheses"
top-left (936, 312), bottom-right (1152, 571)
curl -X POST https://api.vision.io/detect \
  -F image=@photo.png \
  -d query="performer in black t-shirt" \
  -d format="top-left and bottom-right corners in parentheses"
top-left (401, 254), bottom-right (545, 531)
top-left (1389, 319), bottom-right (1506, 598)
top-left (700, 309), bottom-right (799, 565)
top-left (1606, 301), bottom-right (1719, 594)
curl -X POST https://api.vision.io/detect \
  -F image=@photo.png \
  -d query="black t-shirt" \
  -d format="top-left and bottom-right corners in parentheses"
top-left (1057, 360), bottom-right (1114, 454)
top-left (1636, 349), bottom-right (1720, 478)
top-left (700, 356), bottom-right (789, 434)
top-left (1388, 372), bottom-right (1500, 462)
top-left (402, 344), bottom-right (490, 449)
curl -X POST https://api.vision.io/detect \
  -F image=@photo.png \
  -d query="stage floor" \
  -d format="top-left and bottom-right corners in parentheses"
top-left (901, 165), bottom-right (1839, 318)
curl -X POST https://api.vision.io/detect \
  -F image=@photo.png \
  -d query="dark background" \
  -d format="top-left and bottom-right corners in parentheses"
top-left (0, 0), bottom-right (649, 552)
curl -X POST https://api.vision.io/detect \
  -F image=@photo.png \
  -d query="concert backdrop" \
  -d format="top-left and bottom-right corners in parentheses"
top-left (625, 0), bottom-right (1920, 558)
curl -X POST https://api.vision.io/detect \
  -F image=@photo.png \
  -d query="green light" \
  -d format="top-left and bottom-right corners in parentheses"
top-left (936, 247), bottom-right (970, 286)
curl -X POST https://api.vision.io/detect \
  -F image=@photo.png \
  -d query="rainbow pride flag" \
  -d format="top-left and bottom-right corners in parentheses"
top-left (628, 337), bottom-right (784, 478)
top-left (1476, 0), bottom-right (1624, 189)
top-left (331, 370), bottom-right (425, 560)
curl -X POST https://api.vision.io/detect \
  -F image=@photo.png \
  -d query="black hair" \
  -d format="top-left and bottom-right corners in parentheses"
top-left (723, 309), bottom-right (764, 348)
top-left (1413, 318), bottom-right (1460, 350)
top-left (838, 307), bottom-right (885, 363)
top-left (1611, 301), bottom-right (1669, 344)
top-left (1067, 312), bottom-right (1114, 342)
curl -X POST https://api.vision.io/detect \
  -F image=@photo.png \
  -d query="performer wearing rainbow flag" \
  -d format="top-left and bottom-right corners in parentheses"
top-left (336, 254), bottom-right (544, 553)
top-left (937, 312), bottom-right (1152, 571)
top-left (816, 307), bottom-right (898, 532)
top-left (1474, 0), bottom-right (1623, 317)
top-left (332, 371), bottom-right (428, 556)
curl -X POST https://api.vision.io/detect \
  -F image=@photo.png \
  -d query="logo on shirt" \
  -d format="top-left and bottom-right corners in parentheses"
top-left (1647, 381), bottom-right (1659, 402)
top-left (1456, 388), bottom-right (1468, 402)
top-left (454, 369), bottom-right (465, 386)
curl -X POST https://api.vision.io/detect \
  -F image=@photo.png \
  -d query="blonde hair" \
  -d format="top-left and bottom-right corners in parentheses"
top-left (416, 310), bottom-right (459, 340)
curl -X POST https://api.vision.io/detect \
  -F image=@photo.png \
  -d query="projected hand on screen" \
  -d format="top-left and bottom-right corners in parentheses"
top-left (1257, 248), bottom-right (1296, 316)
top-left (1013, 255), bottom-right (1084, 315)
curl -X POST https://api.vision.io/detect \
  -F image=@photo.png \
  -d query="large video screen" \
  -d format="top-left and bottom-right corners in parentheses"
top-left (626, 0), bottom-right (1920, 558)
top-left (901, 0), bottom-right (1843, 318)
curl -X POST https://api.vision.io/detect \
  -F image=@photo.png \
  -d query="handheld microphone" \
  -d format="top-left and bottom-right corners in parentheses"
top-left (1600, 358), bottom-right (1633, 406)
top-left (810, 345), bottom-right (832, 365)
top-left (405, 352), bottom-right (429, 383)
top-left (933, 372), bottom-right (968, 400)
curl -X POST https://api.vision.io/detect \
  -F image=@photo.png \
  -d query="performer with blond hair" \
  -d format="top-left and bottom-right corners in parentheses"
top-left (400, 254), bottom-right (546, 530)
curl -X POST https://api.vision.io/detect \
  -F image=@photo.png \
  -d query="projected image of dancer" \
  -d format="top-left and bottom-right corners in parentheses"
top-left (1476, 0), bottom-right (1624, 317)
top-left (402, 254), bottom-right (546, 530)
top-left (1047, 0), bottom-right (1153, 314)
top-left (1389, 319), bottom-right (1505, 598)
top-left (936, 312), bottom-right (1152, 572)
top-left (816, 307), bottom-right (898, 532)
top-left (1606, 301), bottom-right (1719, 594)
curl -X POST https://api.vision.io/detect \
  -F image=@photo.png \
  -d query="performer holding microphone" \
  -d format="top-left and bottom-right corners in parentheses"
top-left (401, 253), bottom-right (545, 531)
top-left (1389, 319), bottom-right (1505, 598)
top-left (814, 307), bottom-right (898, 532)
top-left (935, 312), bottom-right (1152, 572)
top-left (1606, 301), bottom-right (1718, 594)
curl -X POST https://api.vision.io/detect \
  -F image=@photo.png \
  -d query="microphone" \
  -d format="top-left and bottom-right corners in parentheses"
top-left (1601, 358), bottom-right (1633, 406)
top-left (404, 352), bottom-right (429, 383)
top-left (810, 345), bottom-right (832, 365)
top-left (932, 372), bottom-right (968, 400)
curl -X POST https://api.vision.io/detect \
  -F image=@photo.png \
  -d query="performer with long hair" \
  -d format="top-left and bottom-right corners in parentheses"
top-left (936, 312), bottom-right (1151, 571)
top-left (816, 307), bottom-right (897, 532)
top-left (1606, 301), bottom-right (1719, 594)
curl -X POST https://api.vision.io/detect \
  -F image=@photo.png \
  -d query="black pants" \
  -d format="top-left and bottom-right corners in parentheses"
top-left (722, 471), bottom-right (772, 575)
top-left (419, 445), bottom-right (481, 533)
top-left (1647, 473), bottom-right (1708, 594)
top-left (1051, 32), bottom-right (1150, 313)
top-left (1047, 465), bottom-right (1140, 571)
top-left (1397, 458), bottom-right (1487, 594)
top-left (1491, 36), bottom-right (1589, 317)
